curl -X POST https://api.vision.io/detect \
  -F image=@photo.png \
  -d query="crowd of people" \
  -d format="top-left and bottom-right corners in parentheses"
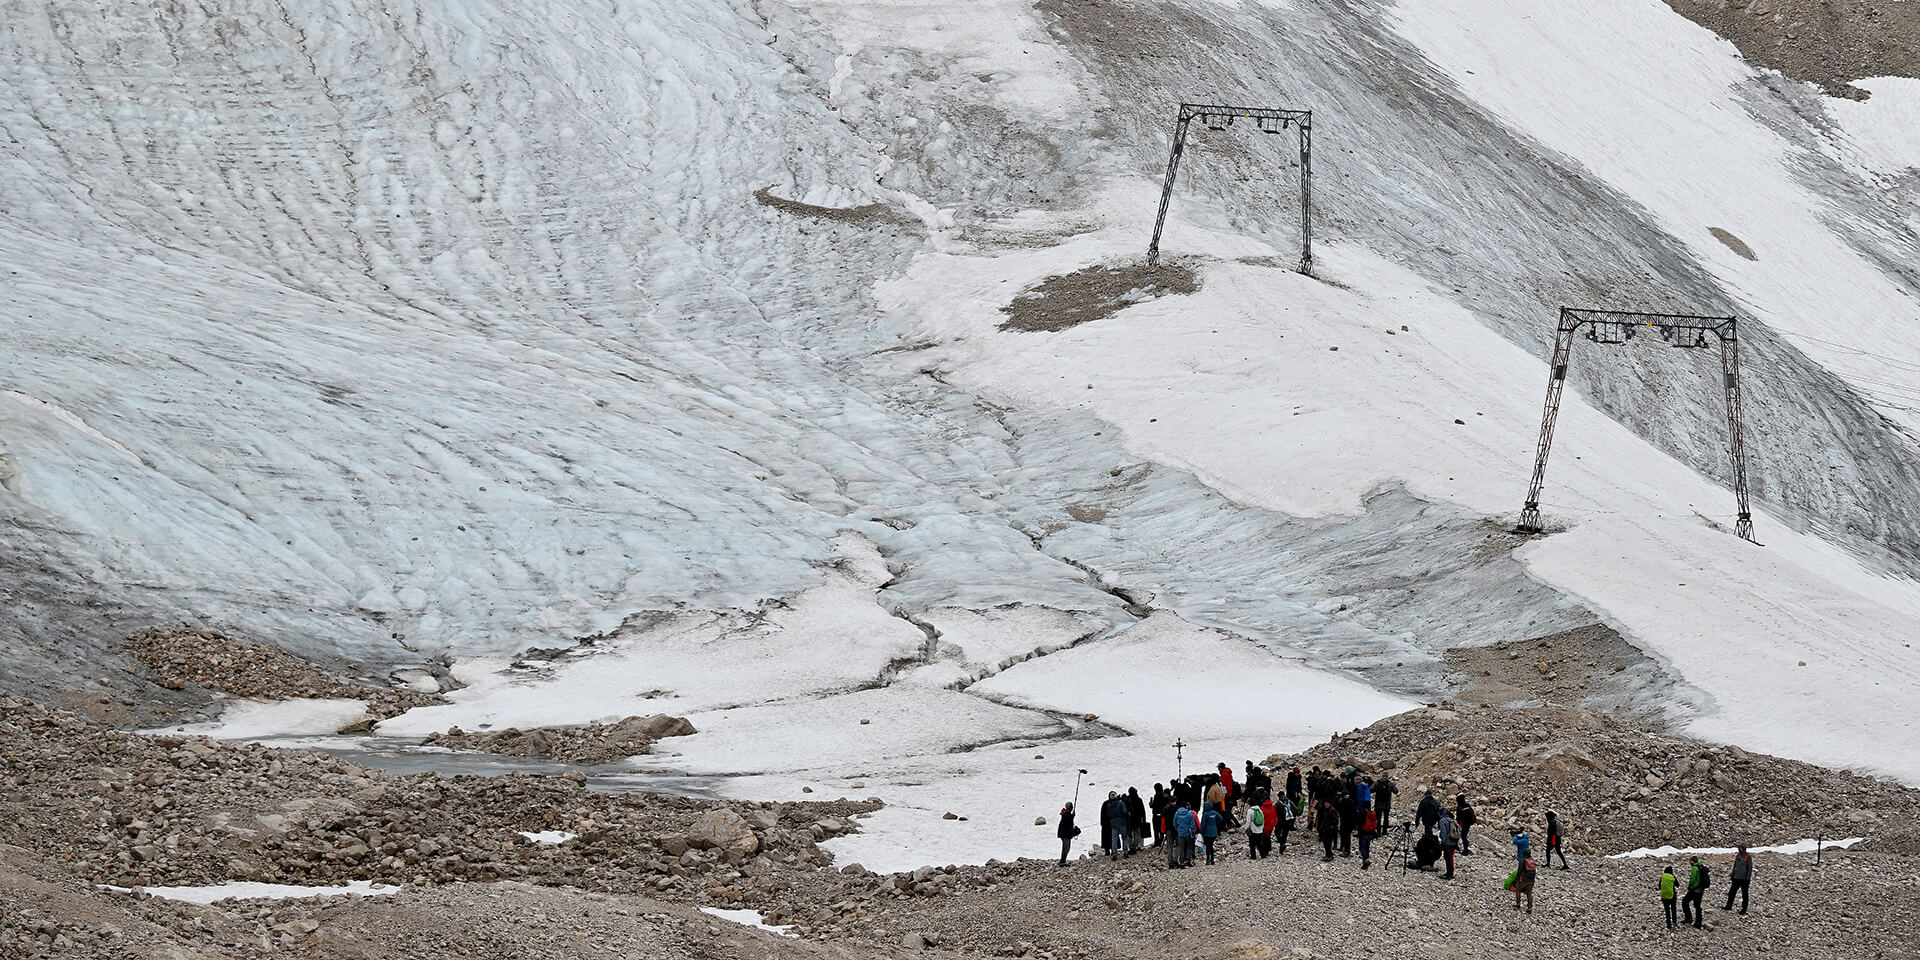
top-left (1056, 759), bottom-right (1761, 930)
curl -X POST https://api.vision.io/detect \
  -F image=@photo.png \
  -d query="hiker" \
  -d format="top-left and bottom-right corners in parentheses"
top-left (1356, 777), bottom-right (1372, 821)
top-left (1543, 811), bottom-right (1569, 869)
top-left (1285, 766), bottom-right (1303, 807)
top-left (1337, 782), bottom-right (1357, 857)
top-left (1438, 807), bottom-right (1459, 879)
top-left (1411, 829), bottom-right (1441, 871)
top-left (1100, 791), bottom-right (1126, 859)
top-left (1217, 763), bottom-right (1238, 824)
top-left (1373, 775), bottom-right (1396, 828)
top-left (1358, 804), bottom-right (1379, 869)
top-left (1258, 792), bottom-right (1279, 859)
top-left (1417, 788), bottom-right (1441, 834)
top-left (1150, 784), bottom-right (1169, 847)
top-left (1172, 802), bottom-right (1198, 868)
top-left (1274, 789), bottom-right (1295, 854)
top-left (1660, 865), bottom-right (1679, 929)
top-left (1243, 761), bottom-right (1267, 800)
top-left (1200, 801), bottom-right (1222, 865)
top-left (1317, 797), bottom-right (1340, 861)
top-left (1205, 775), bottom-right (1228, 826)
top-left (1245, 799), bottom-right (1266, 859)
top-left (1512, 828), bottom-right (1532, 866)
top-left (1724, 845), bottom-right (1752, 914)
top-left (1512, 853), bottom-right (1536, 913)
top-left (1682, 856), bottom-right (1708, 927)
top-left (1056, 802), bottom-right (1078, 867)
top-left (1125, 787), bottom-right (1148, 855)
top-left (1455, 794), bottom-right (1476, 855)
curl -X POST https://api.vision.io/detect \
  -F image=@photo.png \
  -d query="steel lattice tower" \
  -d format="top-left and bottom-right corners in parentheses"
top-left (1147, 103), bottom-right (1312, 275)
top-left (1517, 307), bottom-right (1756, 543)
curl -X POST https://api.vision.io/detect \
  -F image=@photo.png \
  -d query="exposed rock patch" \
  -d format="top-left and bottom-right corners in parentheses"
top-left (1443, 623), bottom-right (1683, 722)
top-left (121, 627), bottom-right (443, 723)
top-left (998, 261), bottom-right (1199, 332)
top-left (422, 715), bottom-right (698, 765)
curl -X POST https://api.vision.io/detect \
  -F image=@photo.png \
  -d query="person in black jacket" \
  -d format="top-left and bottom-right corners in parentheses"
top-left (1455, 794), bottom-right (1477, 855)
top-left (1723, 844), bottom-right (1753, 914)
top-left (1124, 787), bottom-right (1148, 855)
top-left (1056, 803), bottom-right (1078, 866)
top-left (1337, 783), bottom-right (1358, 857)
top-left (1317, 798), bottom-right (1340, 861)
top-left (1543, 811), bottom-right (1569, 869)
top-left (1417, 788), bottom-right (1441, 834)
top-left (1150, 784), bottom-right (1170, 847)
top-left (1373, 775), bottom-right (1396, 828)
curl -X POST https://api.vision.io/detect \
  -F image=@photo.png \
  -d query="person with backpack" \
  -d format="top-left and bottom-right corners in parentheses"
top-left (1437, 807), bottom-right (1459, 879)
top-left (1512, 852), bottom-right (1536, 913)
top-left (1660, 865), bottom-right (1679, 929)
top-left (1200, 802), bottom-right (1222, 865)
top-left (1543, 811), bottom-right (1569, 869)
top-left (1101, 791), bottom-right (1128, 860)
top-left (1285, 766), bottom-right (1304, 809)
top-left (1455, 794), bottom-right (1477, 855)
top-left (1245, 799), bottom-right (1266, 859)
top-left (1724, 845), bottom-right (1752, 914)
top-left (1358, 804), bottom-right (1380, 870)
top-left (1172, 802), bottom-right (1198, 869)
top-left (1275, 790), bottom-right (1296, 854)
top-left (1682, 856), bottom-right (1708, 927)
top-left (1512, 828), bottom-right (1532, 866)
top-left (1056, 802), bottom-right (1079, 867)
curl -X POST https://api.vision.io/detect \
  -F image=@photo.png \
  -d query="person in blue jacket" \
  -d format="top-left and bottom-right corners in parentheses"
top-left (1200, 803), bottom-right (1223, 865)
top-left (1512, 828), bottom-right (1532, 866)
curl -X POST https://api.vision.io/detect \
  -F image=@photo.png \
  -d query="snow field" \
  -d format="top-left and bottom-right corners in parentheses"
top-left (1391, 0), bottom-right (1920, 428)
top-left (881, 176), bottom-right (1920, 783)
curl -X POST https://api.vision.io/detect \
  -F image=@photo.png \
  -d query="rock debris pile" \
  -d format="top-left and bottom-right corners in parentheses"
top-left (421, 714), bottom-right (697, 764)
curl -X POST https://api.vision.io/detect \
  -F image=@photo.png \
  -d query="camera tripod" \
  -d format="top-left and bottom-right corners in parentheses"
top-left (1383, 822), bottom-right (1416, 874)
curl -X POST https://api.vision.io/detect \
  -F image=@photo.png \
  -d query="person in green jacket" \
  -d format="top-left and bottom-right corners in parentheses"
top-left (1682, 856), bottom-right (1708, 928)
top-left (1660, 866), bottom-right (1678, 929)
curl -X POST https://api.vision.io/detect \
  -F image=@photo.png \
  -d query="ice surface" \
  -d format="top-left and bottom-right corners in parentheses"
top-left (517, 830), bottom-right (576, 845)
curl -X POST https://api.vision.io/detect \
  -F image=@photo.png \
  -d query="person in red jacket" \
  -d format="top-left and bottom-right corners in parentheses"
top-left (1258, 794), bottom-right (1279, 859)
top-left (1216, 763), bottom-right (1238, 826)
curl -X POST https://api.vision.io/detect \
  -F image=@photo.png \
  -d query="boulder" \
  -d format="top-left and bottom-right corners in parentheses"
top-left (688, 810), bottom-right (759, 858)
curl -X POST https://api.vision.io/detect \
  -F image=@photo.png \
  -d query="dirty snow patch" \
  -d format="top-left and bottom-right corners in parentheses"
top-left (1608, 837), bottom-right (1864, 859)
top-left (103, 880), bottom-right (400, 904)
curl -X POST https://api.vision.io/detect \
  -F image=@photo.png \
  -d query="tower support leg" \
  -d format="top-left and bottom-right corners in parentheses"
top-left (1518, 309), bottom-right (1581, 532)
top-left (1147, 115), bottom-right (1191, 268)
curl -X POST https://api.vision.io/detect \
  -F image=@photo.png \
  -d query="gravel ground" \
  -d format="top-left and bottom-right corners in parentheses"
top-left (4, 693), bottom-right (1915, 960)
